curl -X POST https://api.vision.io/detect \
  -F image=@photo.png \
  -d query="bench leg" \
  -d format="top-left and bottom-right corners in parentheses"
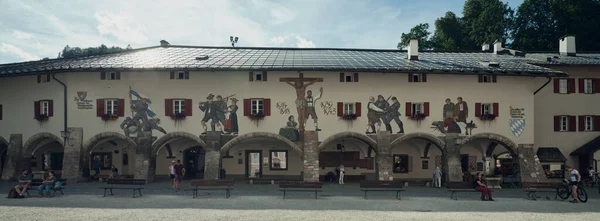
top-left (315, 191), bottom-right (317, 200)
top-left (103, 188), bottom-right (108, 197)
top-left (192, 190), bottom-right (197, 198)
top-left (138, 189), bottom-right (142, 197)
top-left (132, 189), bottom-right (136, 198)
top-left (364, 191), bottom-right (368, 200)
top-left (110, 188), bottom-right (114, 196)
top-left (225, 189), bottom-right (229, 198)
top-left (396, 191), bottom-right (401, 200)
top-left (283, 190), bottom-right (286, 199)
top-left (450, 192), bottom-right (457, 200)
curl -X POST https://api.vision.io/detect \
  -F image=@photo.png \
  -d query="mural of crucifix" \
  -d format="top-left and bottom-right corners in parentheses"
top-left (280, 73), bottom-right (323, 132)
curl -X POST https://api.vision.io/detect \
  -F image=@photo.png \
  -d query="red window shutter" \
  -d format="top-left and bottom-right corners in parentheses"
top-left (553, 79), bottom-right (560, 93)
top-left (493, 103), bottom-right (499, 117)
top-left (165, 99), bottom-right (173, 116)
top-left (48, 100), bottom-right (54, 117)
top-left (117, 99), bottom-right (125, 116)
top-left (408, 74), bottom-right (413, 82)
top-left (553, 116), bottom-right (560, 131)
top-left (262, 71), bottom-right (268, 81)
top-left (594, 79), bottom-right (600, 94)
top-left (249, 72), bottom-right (254, 81)
top-left (478, 75), bottom-right (483, 83)
top-left (492, 75), bottom-right (497, 83)
top-left (243, 99), bottom-right (251, 116)
top-left (355, 102), bottom-right (362, 117)
top-left (405, 102), bottom-right (412, 116)
top-left (37, 75), bottom-right (41, 83)
top-left (568, 116), bottom-right (577, 131)
top-left (96, 99), bottom-right (105, 117)
top-left (594, 116), bottom-right (600, 131)
top-left (475, 103), bottom-right (482, 117)
top-left (339, 73), bottom-right (344, 82)
top-left (0, 104), bottom-right (3, 120)
top-left (337, 102), bottom-right (343, 116)
top-left (185, 99), bottom-right (192, 116)
top-left (264, 99), bottom-right (271, 116)
top-left (423, 102), bottom-right (430, 116)
top-left (185, 71), bottom-right (190, 79)
top-left (34, 101), bottom-right (40, 117)
top-left (568, 78), bottom-right (575, 93)
top-left (354, 73), bottom-right (359, 82)
top-left (422, 73), bottom-right (427, 82)
top-left (578, 79), bottom-right (585, 93)
top-left (578, 116), bottom-right (585, 131)
top-left (116, 71), bottom-right (121, 80)
top-left (101, 72), bottom-right (106, 80)
top-left (170, 71), bottom-right (175, 79)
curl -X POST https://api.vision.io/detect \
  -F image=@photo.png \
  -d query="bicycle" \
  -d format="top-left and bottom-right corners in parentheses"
top-left (557, 179), bottom-right (588, 203)
top-left (582, 173), bottom-right (599, 187)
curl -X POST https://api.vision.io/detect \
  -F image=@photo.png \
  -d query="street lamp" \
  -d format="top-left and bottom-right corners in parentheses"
top-left (230, 36), bottom-right (239, 47)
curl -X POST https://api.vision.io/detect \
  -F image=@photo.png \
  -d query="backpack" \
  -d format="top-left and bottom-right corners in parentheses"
top-left (7, 188), bottom-right (19, 199)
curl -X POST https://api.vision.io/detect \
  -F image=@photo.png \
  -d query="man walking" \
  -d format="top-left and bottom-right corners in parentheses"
top-left (174, 160), bottom-right (186, 191)
top-left (433, 167), bottom-right (442, 188)
top-left (383, 97), bottom-right (404, 133)
top-left (14, 169), bottom-right (32, 198)
top-left (169, 160), bottom-right (176, 189)
top-left (92, 155), bottom-right (102, 180)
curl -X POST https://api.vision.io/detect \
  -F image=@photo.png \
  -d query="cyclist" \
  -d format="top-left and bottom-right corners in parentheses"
top-left (566, 166), bottom-right (581, 203)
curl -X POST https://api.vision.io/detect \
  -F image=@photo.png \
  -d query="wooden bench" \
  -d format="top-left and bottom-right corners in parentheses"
top-left (359, 180), bottom-right (406, 200)
top-left (447, 182), bottom-right (479, 200)
top-left (101, 179), bottom-right (145, 198)
top-left (522, 182), bottom-right (561, 200)
top-left (26, 179), bottom-right (67, 196)
top-left (278, 182), bottom-right (323, 199)
top-left (188, 179), bottom-right (234, 198)
top-left (249, 178), bottom-right (277, 185)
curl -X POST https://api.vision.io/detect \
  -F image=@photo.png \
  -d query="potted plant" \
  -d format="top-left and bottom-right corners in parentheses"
top-left (341, 114), bottom-right (358, 120)
top-left (408, 114), bottom-right (426, 121)
top-left (35, 114), bottom-right (49, 122)
top-left (479, 114), bottom-right (496, 121)
top-left (101, 114), bottom-right (119, 121)
top-left (248, 112), bottom-right (265, 126)
top-left (170, 113), bottom-right (186, 120)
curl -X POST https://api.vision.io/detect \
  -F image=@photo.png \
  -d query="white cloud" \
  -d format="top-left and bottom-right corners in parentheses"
top-left (95, 11), bottom-right (148, 44)
top-left (270, 36), bottom-right (288, 45)
top-left (0, 43), bottom-right (40, 61)
top-left (296, 36), bottom-right (315, 48)
top-left (12, 30), bottom-right (32, 40)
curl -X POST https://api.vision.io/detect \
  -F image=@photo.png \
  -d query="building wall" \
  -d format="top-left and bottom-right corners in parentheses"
top-left (0, 71), bottom-right (536, 147)
top-left (318, 139), bottom-right (376, 176)
top-left (89, 141), bottom-right (136, 176)
top-left (155, 139), bottom-right (204, 175)
top-left (221, 140), bottom-right (303, 178)
top-left (534, 66), bottom-right (600, 166)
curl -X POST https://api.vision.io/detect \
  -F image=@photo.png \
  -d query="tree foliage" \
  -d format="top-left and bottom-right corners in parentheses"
top-left (462, 0), bottom-right (514, 47)
top-left (512, 0), bottom-right (557, 51)
top-left (397, 23), bottom-right (435, 50)
top-left (432, 12), bottom-right (472, 50)
top-left (58, 44), bottom-right (133, 59)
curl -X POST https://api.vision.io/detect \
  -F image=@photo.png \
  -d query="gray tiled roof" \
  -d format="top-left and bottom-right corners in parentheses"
top-left (526, 53), bottom-right (600, 65)
top-left (0, 45), bottom-right (566, 77)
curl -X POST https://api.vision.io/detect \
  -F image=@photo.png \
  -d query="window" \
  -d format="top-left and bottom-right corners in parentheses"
top-left (481, 103), bottom-right (493, 115)
top-left (40, 101), bottom-right (49, 115)
top-left (250, 71), bottom-right (267, 81)
top-left (108, 72), bottom-right (117, 80)
top-left (412, 103), bottom-right (424, 115)
top-left (173, 99), bottom-right (186, 114)
top-left (91, 152), bottom-right (112, 170)
top-left (559, 79), bottom-right (568, 94)
top-left (343, 103), bottom-right (355, 115)
top-left (412, 73), bottom-right (421, 82)
top-left (177, 71), bottom-right (185, 80)
top-left (560, 116), bottom-right (568, 131)
top-left (393, 155), bottom-right (409, 173)
top-left (585, 116), bottom-right (593, 131)
top-left (42, 153), bottom-right (64, 170)
top-left (340, 73), bottom-right (358, 82)
top-left (105, 99), bottom-right (118, 115)
top-left (479, 75), bottom-right (496, 83)
top-left (38, 74), bottom-right (51, 83)
top-left (270, 150), bottom-right (288, 170)
top-left (584, 79), bottom-right (593, 94)
top-left (542, 164), bottom-right (564, 179)
top-left (251, 99), bottom-right (264, 114)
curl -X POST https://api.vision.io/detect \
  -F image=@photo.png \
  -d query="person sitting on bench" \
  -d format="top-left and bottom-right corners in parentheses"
top-left (474, 173), bottom-right (494, 201)
top-left (39, 171), bottom-right (57, 197)
top-left (14, 169), bottom-right (32, 198)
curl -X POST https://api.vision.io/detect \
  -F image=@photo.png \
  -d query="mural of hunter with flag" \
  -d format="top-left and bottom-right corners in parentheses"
top-left (121, 86), bottom-right (166, 137)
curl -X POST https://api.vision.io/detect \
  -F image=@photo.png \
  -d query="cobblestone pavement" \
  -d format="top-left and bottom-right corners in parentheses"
top-left (1, 181), bottom-right (599, 221)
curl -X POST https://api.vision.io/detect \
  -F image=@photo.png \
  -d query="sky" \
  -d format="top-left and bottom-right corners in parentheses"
top-left (0, 0), bottom-right (524, 64)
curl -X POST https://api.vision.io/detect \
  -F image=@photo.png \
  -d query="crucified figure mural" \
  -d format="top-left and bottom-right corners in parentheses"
top-left (280, 73), bottom-right (324, 132)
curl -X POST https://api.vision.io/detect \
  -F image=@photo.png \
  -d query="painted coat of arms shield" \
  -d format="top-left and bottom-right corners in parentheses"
top-left (77, 91), bottom-right (87, 101)
top-left (509, 119), bottom-right (525, 138)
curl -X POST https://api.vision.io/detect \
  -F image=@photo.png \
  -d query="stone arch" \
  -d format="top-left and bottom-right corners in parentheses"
top-left (390, 132), bottom-right (445, 149)
top-left (220, 132), bottom-right (302, 155)
top-left (461, 133), bottom-right (518, 157)
top-left (23, 132), bottom-right (64, 156)
top-left (318, 131), bottom-right (377, 152)
top-left (152, 132), bottom-right (209, 155)
top-left (83, 132), bottom-right (137, 155)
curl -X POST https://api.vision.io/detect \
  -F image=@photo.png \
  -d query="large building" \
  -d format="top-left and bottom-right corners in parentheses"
top-left (0, 37), bottom-right (595, 185)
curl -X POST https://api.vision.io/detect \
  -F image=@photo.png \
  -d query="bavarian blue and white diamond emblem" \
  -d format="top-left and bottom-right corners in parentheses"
top-left (510, 119), bottom-right (525, 138)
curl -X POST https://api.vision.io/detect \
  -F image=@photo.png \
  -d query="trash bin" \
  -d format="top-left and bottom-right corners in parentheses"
top-left (220, 169), bottom-right (226, 179)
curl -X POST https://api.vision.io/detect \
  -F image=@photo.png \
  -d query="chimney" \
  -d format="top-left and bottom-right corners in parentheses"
top-left (407, 38), bottom-right (419, 60)
top-left (482, 43), bottom-right (490, 51)
top-left (160, 40), bottom-right (170, 47)
top-left (559, 36), bottom-right (576, 56)
top-left (493, 40), bottom-right (502, 54)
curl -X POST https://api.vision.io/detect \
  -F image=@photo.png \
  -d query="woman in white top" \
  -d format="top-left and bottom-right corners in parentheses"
top-left (338, 164), bottom-right (345, 184)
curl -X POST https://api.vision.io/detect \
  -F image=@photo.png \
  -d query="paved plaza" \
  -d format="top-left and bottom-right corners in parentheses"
top-left (1, 181), bottom-right (599, 220)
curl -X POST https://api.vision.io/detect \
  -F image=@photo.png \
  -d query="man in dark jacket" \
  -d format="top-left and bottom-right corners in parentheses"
top-left (92, 155), bottom-right (102, 179)
top-left (383, 97), bottom-right (404, 133)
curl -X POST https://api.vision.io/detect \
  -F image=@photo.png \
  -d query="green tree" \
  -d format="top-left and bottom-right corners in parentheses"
top-left (552, 0), bottom-right (600, 51)
top-left (397, 23), bottom-right (435, 50)
top-left (462, 0), bottom-right (514, 47)
top-left (59, 44), bottom-right (133, 59)
top-left (432, 12), bottom-right (473, 50)
top-left (512, 0), bottom-right (557, 51)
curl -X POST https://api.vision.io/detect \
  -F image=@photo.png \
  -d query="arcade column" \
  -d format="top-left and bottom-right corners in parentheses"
top-left (60, 127), bottom-right (83, 184)
top-left (1, 134), bottom-right (23, 181)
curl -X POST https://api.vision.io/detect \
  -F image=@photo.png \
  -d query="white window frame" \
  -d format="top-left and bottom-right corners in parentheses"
top-left (40, 101), bottom-right (49, 115)
top-left (411, 73), bottom-right (422, 82)
top-left (584, 79), bottom-right (593, 94)
top-left (343, 73), bottom-right (356, 82)
top-left (104, 99), bottom-right (118, 115)
top-left (251, 99), bottom-right (264, 114)
top-left (481, 103), bottom-right (493, 115)
top-left (254, 72), bottom-right (263, 81)
top-left (560, 116), bottom-right (568, 132)
top-left (412, 103), bottom-right (424, 115)
top-left (173, 99), bottom-right (186, 115)
top-left (177, 71), bottom-right (185, 80)
top-left (559, 79), bottom-right (568, 94)
top-left (343, 103), bottom-right (356, 115)
top-left (40, 74), bottom-right (50, 83)
top-left (585, 116), bottom-right (594, 131)
top-left (108, 72), bottom-right (117, 80)
top-left (482, 75), bottom-right (492, 83)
